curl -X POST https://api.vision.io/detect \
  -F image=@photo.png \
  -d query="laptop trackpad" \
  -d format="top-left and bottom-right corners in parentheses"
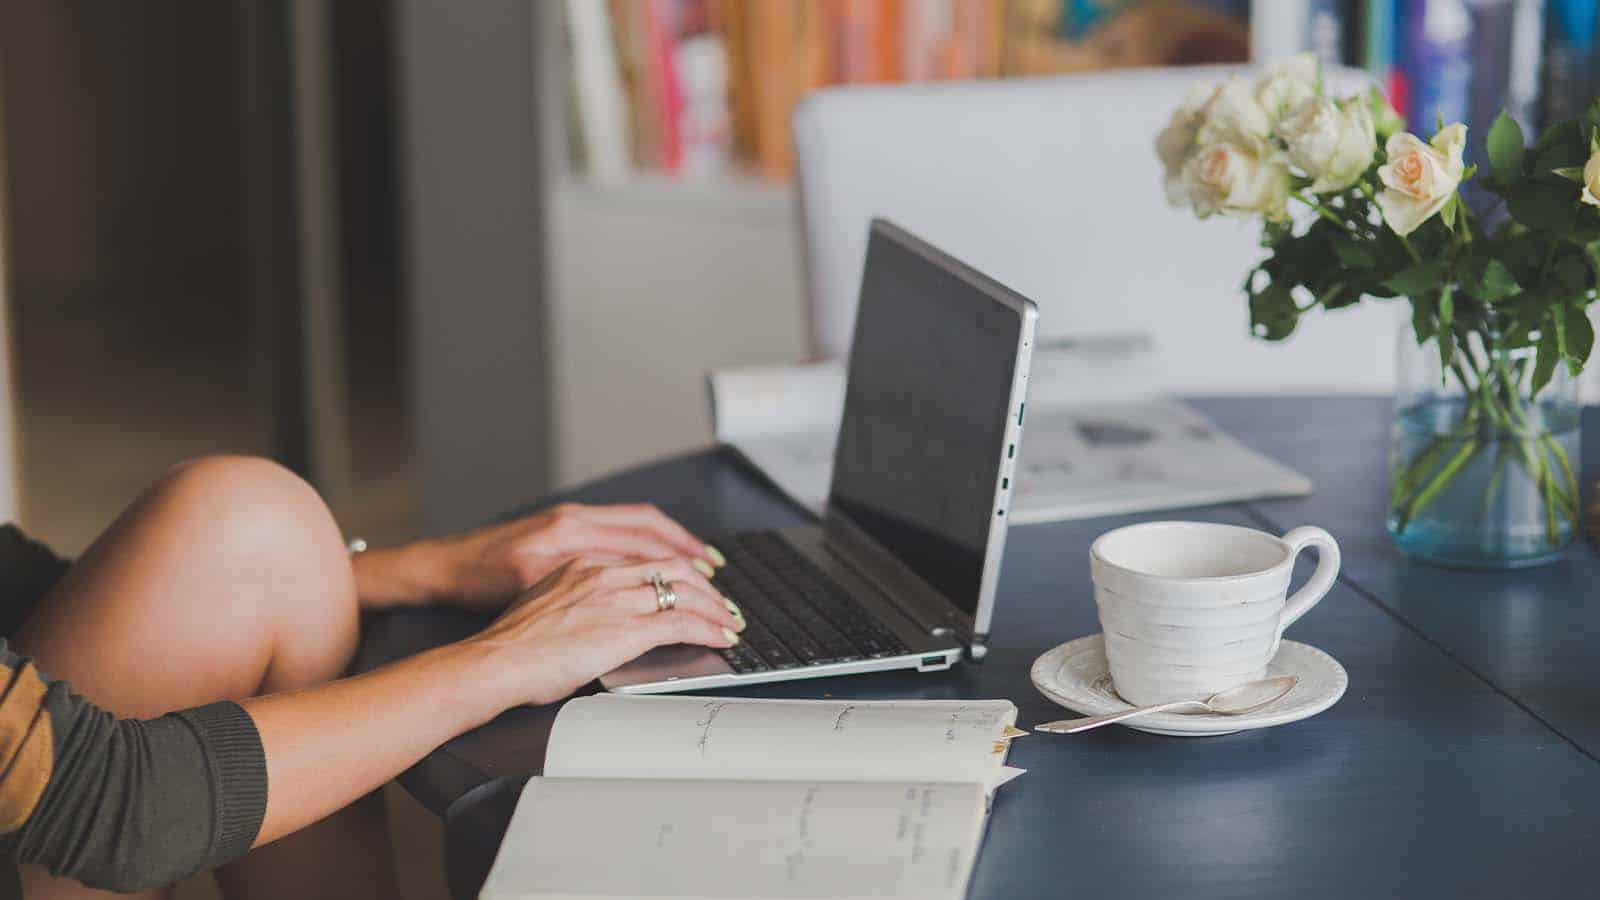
top-left (600, 643), bottom-right (732, 690)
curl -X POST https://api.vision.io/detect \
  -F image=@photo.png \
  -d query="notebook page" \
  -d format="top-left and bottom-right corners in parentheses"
top-left (478, 777), bottom-right (988, 900)
top-left (544, 695), bottom-right (1019, 790)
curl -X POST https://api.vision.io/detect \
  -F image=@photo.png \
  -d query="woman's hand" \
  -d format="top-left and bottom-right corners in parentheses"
top-left (352, 503), bottom-right (725, 612)
top-left (465, 555), bottom-right (744, 707)
top-left (246, 555), bottom-right (744, 848)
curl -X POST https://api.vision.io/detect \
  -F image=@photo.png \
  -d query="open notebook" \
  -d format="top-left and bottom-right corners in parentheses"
top-left (709, 343), bottom-right (1312, 524)
top-left (479, 695), bottom-right (1024, 900)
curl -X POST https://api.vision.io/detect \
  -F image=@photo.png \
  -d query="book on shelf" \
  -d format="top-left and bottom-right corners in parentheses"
top-left (564, 0), bottom-right (1251, 184)
top-left (1540, 0), bottom-right (1597, 127)
top-left (570, 0), bottom-right (1586, 187)
top-left (478, 694), bottom-right (1025, 900)
top-left (565, 0), bottom-right (632, 185)
top-left (1253, 0), bottom-right (1358, 64)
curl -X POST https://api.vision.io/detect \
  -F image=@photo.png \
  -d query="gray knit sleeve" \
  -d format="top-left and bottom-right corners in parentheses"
top-left (0, 642), bottom-right (267, 892)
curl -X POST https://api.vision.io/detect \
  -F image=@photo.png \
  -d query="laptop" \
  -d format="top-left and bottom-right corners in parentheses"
top-left (602, 220), bottom-right (1037, 693)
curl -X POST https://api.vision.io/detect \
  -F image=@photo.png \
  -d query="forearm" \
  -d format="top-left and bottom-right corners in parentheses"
top-left (351, 539), bottom-right (454, 609)
top-left (243, 638), bottom-right (512, 845)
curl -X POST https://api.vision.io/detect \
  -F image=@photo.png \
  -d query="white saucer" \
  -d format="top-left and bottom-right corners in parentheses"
top-left (1030, 634), bottom-right (1348, 736)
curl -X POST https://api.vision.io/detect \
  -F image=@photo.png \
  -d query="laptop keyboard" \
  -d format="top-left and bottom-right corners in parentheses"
top-left (708, 532), bottom-right (911, 674)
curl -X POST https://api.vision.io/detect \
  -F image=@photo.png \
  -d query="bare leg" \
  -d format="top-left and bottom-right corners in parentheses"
top-left (14, 456), bottom-right (400, 900)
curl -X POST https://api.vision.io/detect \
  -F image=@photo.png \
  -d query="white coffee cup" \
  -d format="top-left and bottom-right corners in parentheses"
top-left (1089, 521), bottom-right (1340, 706)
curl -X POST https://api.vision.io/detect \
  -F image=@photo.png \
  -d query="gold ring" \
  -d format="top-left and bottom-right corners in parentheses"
top-left (651, 572), bottom-right (677, 612)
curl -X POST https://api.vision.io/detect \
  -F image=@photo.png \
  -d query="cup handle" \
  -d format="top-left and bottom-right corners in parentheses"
top-left (1278, 526), bottom-right (1341, 636)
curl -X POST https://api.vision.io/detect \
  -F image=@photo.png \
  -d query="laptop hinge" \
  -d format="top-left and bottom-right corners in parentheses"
top-left (818, 511), bottom-right (975, 645)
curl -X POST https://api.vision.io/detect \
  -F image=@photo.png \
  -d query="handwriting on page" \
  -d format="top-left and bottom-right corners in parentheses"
top-left (944, 706), bottom-right (1002, 741)
top-left (768, 784), bottom-right (962, 891)
top-left (832, 705), bottom-right (857, 730)
top-left (489, 776), bottom-right (993, 898)
top-left (695, 701), bottom-right (730, 756)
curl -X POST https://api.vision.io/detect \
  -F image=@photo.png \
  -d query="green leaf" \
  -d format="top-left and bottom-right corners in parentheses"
top-left (1534, 120), bottom-right (1585, 171)
top-left (1553, 165), bottom-right (1586, 183)
top-left (1585, 240), bottom-right (1600, 284)
top-left (1384, 259), bottom-right (1448, 296)
top-left (1565, 304), bottom-right (1595, 375)
top-left (1259, 220), bottom-right (1293, 248)
top-left (1331, 235), bottom-right (1376, 268)
top-left (1494, 230), bottom-right (1547, 284)
top-left (1411, 293), bottom-right (1436, 343)
top-left (1508, 179), bottom-right (1580, 232)
top-left (1440, 194), bottom-right (1459, 232)
top-left (1321, 282), bottom-right (1362, 310)
top-left (1437, 286), bottom-right (1456, 370)
top-left (1248, 281), bottom-right (1298, 341)
top-left (1470, 258), bottom-right (1522, 302)
top-left (1500, 315), bottom-right (1537, 348)
top-left (1532, 327), bottom-right (1560, 396)
top-left (1554, 255), bottom-right (1589, 295)
top-left (1487, 111), bottom-right (1527, 183)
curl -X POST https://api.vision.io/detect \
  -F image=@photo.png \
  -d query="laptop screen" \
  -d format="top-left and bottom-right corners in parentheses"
top-left (827, 223), bottom-right (1027, 618)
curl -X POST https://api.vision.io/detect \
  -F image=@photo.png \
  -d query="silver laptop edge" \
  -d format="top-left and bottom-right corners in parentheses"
top-left (604, 219), bottom-right (1037, 693)
top-left (814, 220), bottom-right (1037, 659)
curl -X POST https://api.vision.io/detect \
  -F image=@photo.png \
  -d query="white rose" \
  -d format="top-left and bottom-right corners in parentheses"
top-left (1376, 123), bottom-right (1467, 237)
top-left (1155, 83), bottom-right (1215, 206)
top-left (1255, 53), bottom-right (1320, 126)
top-left (1196, 77), bottom-right (1273, 151)
top-left (1583, 146), bottom-right (1600, 207)
top-left (1182, 141), bottom-right (1291, 222)
top-left (1277, 96), bottom-right (1377, 193)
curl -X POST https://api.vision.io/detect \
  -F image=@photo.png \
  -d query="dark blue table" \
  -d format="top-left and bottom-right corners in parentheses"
top-left (358, 397), bottom-right (1600, 899)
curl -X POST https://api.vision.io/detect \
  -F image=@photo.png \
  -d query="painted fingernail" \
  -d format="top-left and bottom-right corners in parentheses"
top-left (705, 544), bottom-right (727, 567)
top-left (722, 627), bottom-right (740, 645)
top-left (693, 559), bottom-right (716, 578)
top-left (723, 597), bottom-right (742, 617)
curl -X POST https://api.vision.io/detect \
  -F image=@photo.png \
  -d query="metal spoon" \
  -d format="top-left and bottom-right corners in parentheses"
top-left (1033, 675), bottom-right (1299, 734)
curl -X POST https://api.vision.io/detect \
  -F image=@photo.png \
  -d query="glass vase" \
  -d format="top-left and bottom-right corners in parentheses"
top-left (1387, 323), bottom-right (1582, 569)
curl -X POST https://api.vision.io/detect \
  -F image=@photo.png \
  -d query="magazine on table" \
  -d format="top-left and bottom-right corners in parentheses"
top-left (709, 338), bottom-right (1311, 524)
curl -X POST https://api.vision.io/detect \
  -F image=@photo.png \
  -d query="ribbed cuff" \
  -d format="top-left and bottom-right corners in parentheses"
top-left (175, 701), bottom-right (268, 867)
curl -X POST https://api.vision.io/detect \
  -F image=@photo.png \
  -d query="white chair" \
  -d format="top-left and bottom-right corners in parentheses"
top-left (793, 64), bottom-right (1398, 395)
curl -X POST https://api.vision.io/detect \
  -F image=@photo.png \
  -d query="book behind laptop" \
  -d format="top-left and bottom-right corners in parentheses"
top-left (478, 695), bottom-right (1024, 900)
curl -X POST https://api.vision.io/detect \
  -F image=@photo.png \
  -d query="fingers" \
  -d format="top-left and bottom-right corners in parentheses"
top-left (635, 610), bottom-right (740, 655)
top-left (600, 558), bottom-right (744, 632)
top-left (560, 519), bottom-right (699, 571)
top-left (575, 503), bottom-right (721, 567)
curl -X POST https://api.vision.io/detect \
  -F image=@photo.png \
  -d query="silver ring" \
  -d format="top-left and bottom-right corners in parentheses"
top-left (651, 572), bottom-right (677, 612)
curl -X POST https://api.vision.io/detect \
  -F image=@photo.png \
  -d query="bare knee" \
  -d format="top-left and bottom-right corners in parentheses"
top-left (151, 456), bottom-right (359, 686)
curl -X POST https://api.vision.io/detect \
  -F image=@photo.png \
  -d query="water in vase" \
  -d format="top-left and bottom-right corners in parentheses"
top-left (1387, 397), bottom-right (1581, 569)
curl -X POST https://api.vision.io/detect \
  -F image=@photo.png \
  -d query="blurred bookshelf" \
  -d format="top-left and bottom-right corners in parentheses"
top-left (558, 0), bottom-right (1256, 189)
top-left (558, 1), bottom-right (1580, 193)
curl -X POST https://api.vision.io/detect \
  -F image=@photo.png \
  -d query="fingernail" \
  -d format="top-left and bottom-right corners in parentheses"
top-left (722, 627), bottom-right (740, 645)
top-left (705, 544), bottom-right (727, 567)
top-left (723, 597), bottom-right (742, 617)
top-left (693, 559), bottom-right (716, 578)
